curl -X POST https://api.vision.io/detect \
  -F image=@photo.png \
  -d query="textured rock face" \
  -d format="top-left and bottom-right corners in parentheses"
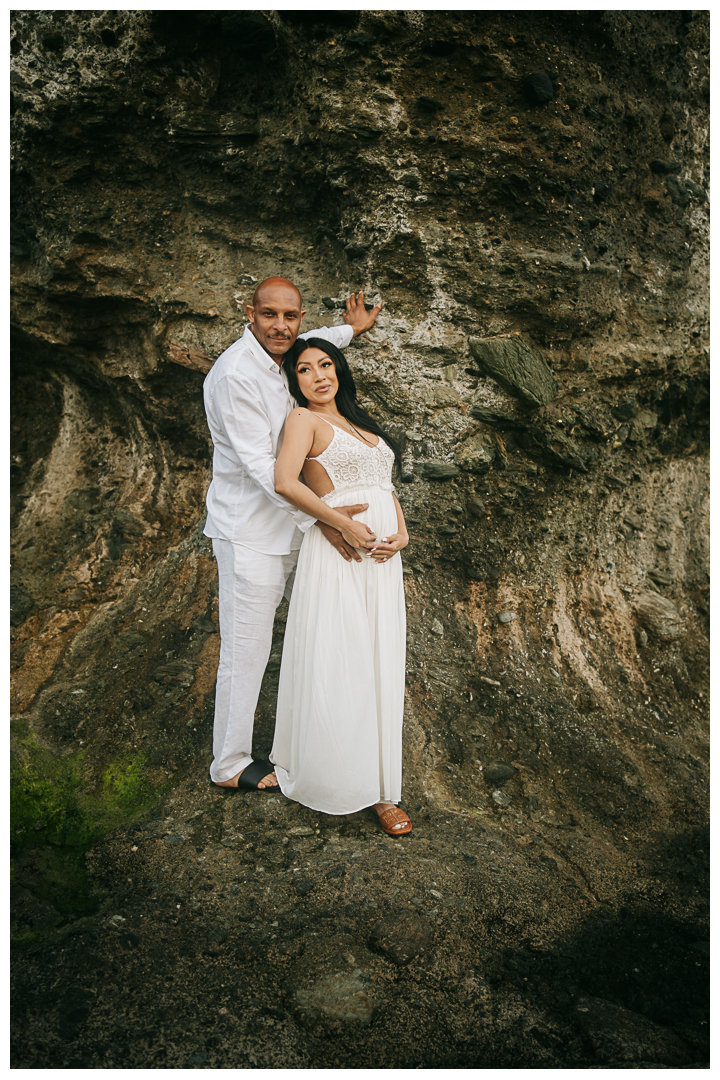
top-left (10, 10), bottom-right (709, 1069)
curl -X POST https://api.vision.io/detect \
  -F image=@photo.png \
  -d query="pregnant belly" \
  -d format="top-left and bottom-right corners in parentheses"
top-left (324, 485), bottom-right (398, 541)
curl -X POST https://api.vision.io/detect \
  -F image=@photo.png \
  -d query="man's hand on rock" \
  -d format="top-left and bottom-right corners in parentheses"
top-left (343, 291), bottom-right (382, 336)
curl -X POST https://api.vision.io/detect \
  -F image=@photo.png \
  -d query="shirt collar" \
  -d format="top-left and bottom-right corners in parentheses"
top-left (242, 323), bottom-right (284, 372)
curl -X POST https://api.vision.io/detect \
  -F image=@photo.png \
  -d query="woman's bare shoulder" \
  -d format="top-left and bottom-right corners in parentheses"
top-left (286, 406), bottom-right (317, 426)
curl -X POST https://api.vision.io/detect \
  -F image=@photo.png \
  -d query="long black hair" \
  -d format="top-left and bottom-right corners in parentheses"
top-left (284, 337), bottom-right (402, 476)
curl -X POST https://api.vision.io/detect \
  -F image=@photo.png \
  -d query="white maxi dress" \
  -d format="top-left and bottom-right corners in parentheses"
top-left (271, 420), bottom-right (406, 815)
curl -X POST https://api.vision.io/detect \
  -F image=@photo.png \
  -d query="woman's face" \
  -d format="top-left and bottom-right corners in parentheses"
top-left (295, 348), bottom-right (339, 405)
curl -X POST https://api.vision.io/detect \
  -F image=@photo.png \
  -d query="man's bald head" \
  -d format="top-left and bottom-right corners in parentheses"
top-left (246, 276), bottom-right (306, 366)
top-left (251, 276), bottom-right (302, 309)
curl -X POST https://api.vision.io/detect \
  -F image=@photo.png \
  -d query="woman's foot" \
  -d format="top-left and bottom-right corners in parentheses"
top-left (373, 802), bottom-right (412, 836)
top-left (212, 764), bottom-right (278, 789)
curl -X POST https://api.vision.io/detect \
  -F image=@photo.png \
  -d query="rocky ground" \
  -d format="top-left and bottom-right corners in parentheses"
top-left (10, 9), bottom-right (709, 1068)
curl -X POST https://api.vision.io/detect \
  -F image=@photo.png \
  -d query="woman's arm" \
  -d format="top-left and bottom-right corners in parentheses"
top-left (275, 409), bottom-right (377, 551)
top-left (368, 493), bottom-right (410, 562)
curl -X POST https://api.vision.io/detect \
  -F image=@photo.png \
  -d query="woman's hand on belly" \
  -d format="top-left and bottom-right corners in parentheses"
top-left (368, 530), bottom-right (409, 562)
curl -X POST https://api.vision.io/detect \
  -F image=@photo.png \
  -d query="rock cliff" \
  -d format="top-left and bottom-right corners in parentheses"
top-left (11, 10), bottom-right (708, 1068)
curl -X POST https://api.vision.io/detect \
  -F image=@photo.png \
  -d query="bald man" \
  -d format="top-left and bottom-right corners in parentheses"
top-left (203, 278), bottom-right (381, 790)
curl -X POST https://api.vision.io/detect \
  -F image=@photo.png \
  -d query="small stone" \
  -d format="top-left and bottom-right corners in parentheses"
top-left (497, 612), bottom-right (516, 624)
top-left (623, 511), bottom-right (643, 530)
top-left (665, 176), bottom-right (690, 206)
top-left (434, 385), bottom-right (460, 407)
top-left (523, 72), bottom-right (554, 104)
top-left (399, 167), bottom-right (422, 189)
top-left (437, 525), bottom-right (459, 537)
top-left (431, 619), bottom-right (444, 636)
top-left (369, 913), bottom-right (434, 965)
top-left (373, 89), bottom-right (395, 103)
top-left (592, 180), bottom-right (610, 203)
top-left (289, 826), bottom-right (315, 836)
top-left (649, 159), bottom-right (682, 175)
top-left (467, 498), bottom-right (487, 517)
top-left (480, 676), bottom-right (501, 688)
top-left (416, 95), bottom-right (444, 112)
top-left (294, 970), bottom-right (376, 1026)
top-left (492, 789), bottom-right (512, 806)
top-left (484, 761), bottom-right (517, 784)
top-left (612, 399), bottom-right (638, 421)
top-left (293, 876), bottom-right (315, 896)
top-left (164, 834), bottom-right (185, 845)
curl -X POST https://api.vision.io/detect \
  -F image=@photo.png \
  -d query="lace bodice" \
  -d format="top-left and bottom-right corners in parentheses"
top-left (307, 421), bottom-right (395, 498)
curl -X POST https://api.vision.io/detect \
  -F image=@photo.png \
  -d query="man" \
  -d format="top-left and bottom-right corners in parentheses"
top-left (203, 277), bottom-right (382, 790)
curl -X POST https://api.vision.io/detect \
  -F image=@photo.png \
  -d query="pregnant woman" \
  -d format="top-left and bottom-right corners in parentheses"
top-left (270, 338), bottom-right (411, 836)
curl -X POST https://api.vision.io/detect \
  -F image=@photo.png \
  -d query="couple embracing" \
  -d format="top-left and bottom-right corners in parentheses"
top-left (203, 278), bottom-right (412, 836)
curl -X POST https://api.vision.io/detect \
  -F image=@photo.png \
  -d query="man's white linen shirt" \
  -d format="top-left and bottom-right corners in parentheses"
top-left (203, 322), bottom-right (353, 554)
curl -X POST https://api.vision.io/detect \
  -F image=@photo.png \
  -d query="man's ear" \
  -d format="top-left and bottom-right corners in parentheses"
top-left (245, 304), bottom-right (255, 324)
top-left (299, 309), bottom-right (307, 327)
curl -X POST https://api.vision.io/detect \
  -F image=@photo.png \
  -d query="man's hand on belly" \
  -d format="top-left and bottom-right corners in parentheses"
top-left (317, 502), bottom-right (370, 563)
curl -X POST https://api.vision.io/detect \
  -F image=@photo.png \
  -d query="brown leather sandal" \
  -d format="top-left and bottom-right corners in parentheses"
top-left (376, 805), bottom-right (412, 836)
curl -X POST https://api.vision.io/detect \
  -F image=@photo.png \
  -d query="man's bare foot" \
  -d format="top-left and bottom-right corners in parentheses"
top-left (213, 765), bottom-right (278, 789)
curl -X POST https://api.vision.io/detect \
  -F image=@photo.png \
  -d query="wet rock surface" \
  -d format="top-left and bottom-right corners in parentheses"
top-left (10, 9), bottom-right (708, 1069)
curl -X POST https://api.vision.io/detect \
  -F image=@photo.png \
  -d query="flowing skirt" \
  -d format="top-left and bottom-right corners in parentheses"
top-left (271, 484), bottom-right (406, 815)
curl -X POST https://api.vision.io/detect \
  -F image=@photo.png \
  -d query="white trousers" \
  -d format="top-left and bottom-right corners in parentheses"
top-left (210, 537), bottom-right (300, 783)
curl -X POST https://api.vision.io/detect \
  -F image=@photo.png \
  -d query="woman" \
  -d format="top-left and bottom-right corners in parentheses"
top-left (270, 338), bottom-right (411, 836)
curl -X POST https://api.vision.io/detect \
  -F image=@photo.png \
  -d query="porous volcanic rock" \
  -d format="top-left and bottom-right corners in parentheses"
top-left (10, 9), bottom-right (709, 1070)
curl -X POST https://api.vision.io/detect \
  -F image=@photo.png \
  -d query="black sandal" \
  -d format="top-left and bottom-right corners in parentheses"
top-left (208, 759), bottom-right (279, 792)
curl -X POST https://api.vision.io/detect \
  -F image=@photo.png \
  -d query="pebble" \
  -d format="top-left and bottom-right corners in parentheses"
top-left (523, 72), bottom-right (554, 104)
top-left (399, 168), bottom-right (422, 189)
top-left (293, 876), bottom-right (315, 896)
top-left (480, 676), bottom-right (501, 687)
top-left (492, 789), bottom-right (511, 806)
top-left (484, 761), bottom-right (517, 784)
top-left (468, 498), bottom-right (487, 517)
top-left (497, 612), bottom-right (516, 624)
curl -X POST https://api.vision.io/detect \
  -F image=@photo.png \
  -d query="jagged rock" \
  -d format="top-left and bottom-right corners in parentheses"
top-left (468, 337), bottom-right (557, 408)
top-left (525, 426), bottom-right (588, 472)
top-left (455, 436), bottom-right (495, 474)
top-left (415, 462), bottom-right (460, 480)
top-left (468, 403), bottom-right (527, 428)
top-left (634, 591), bottom-right (686, 641)
top-left (627, 409), bottom-right (658, 442)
